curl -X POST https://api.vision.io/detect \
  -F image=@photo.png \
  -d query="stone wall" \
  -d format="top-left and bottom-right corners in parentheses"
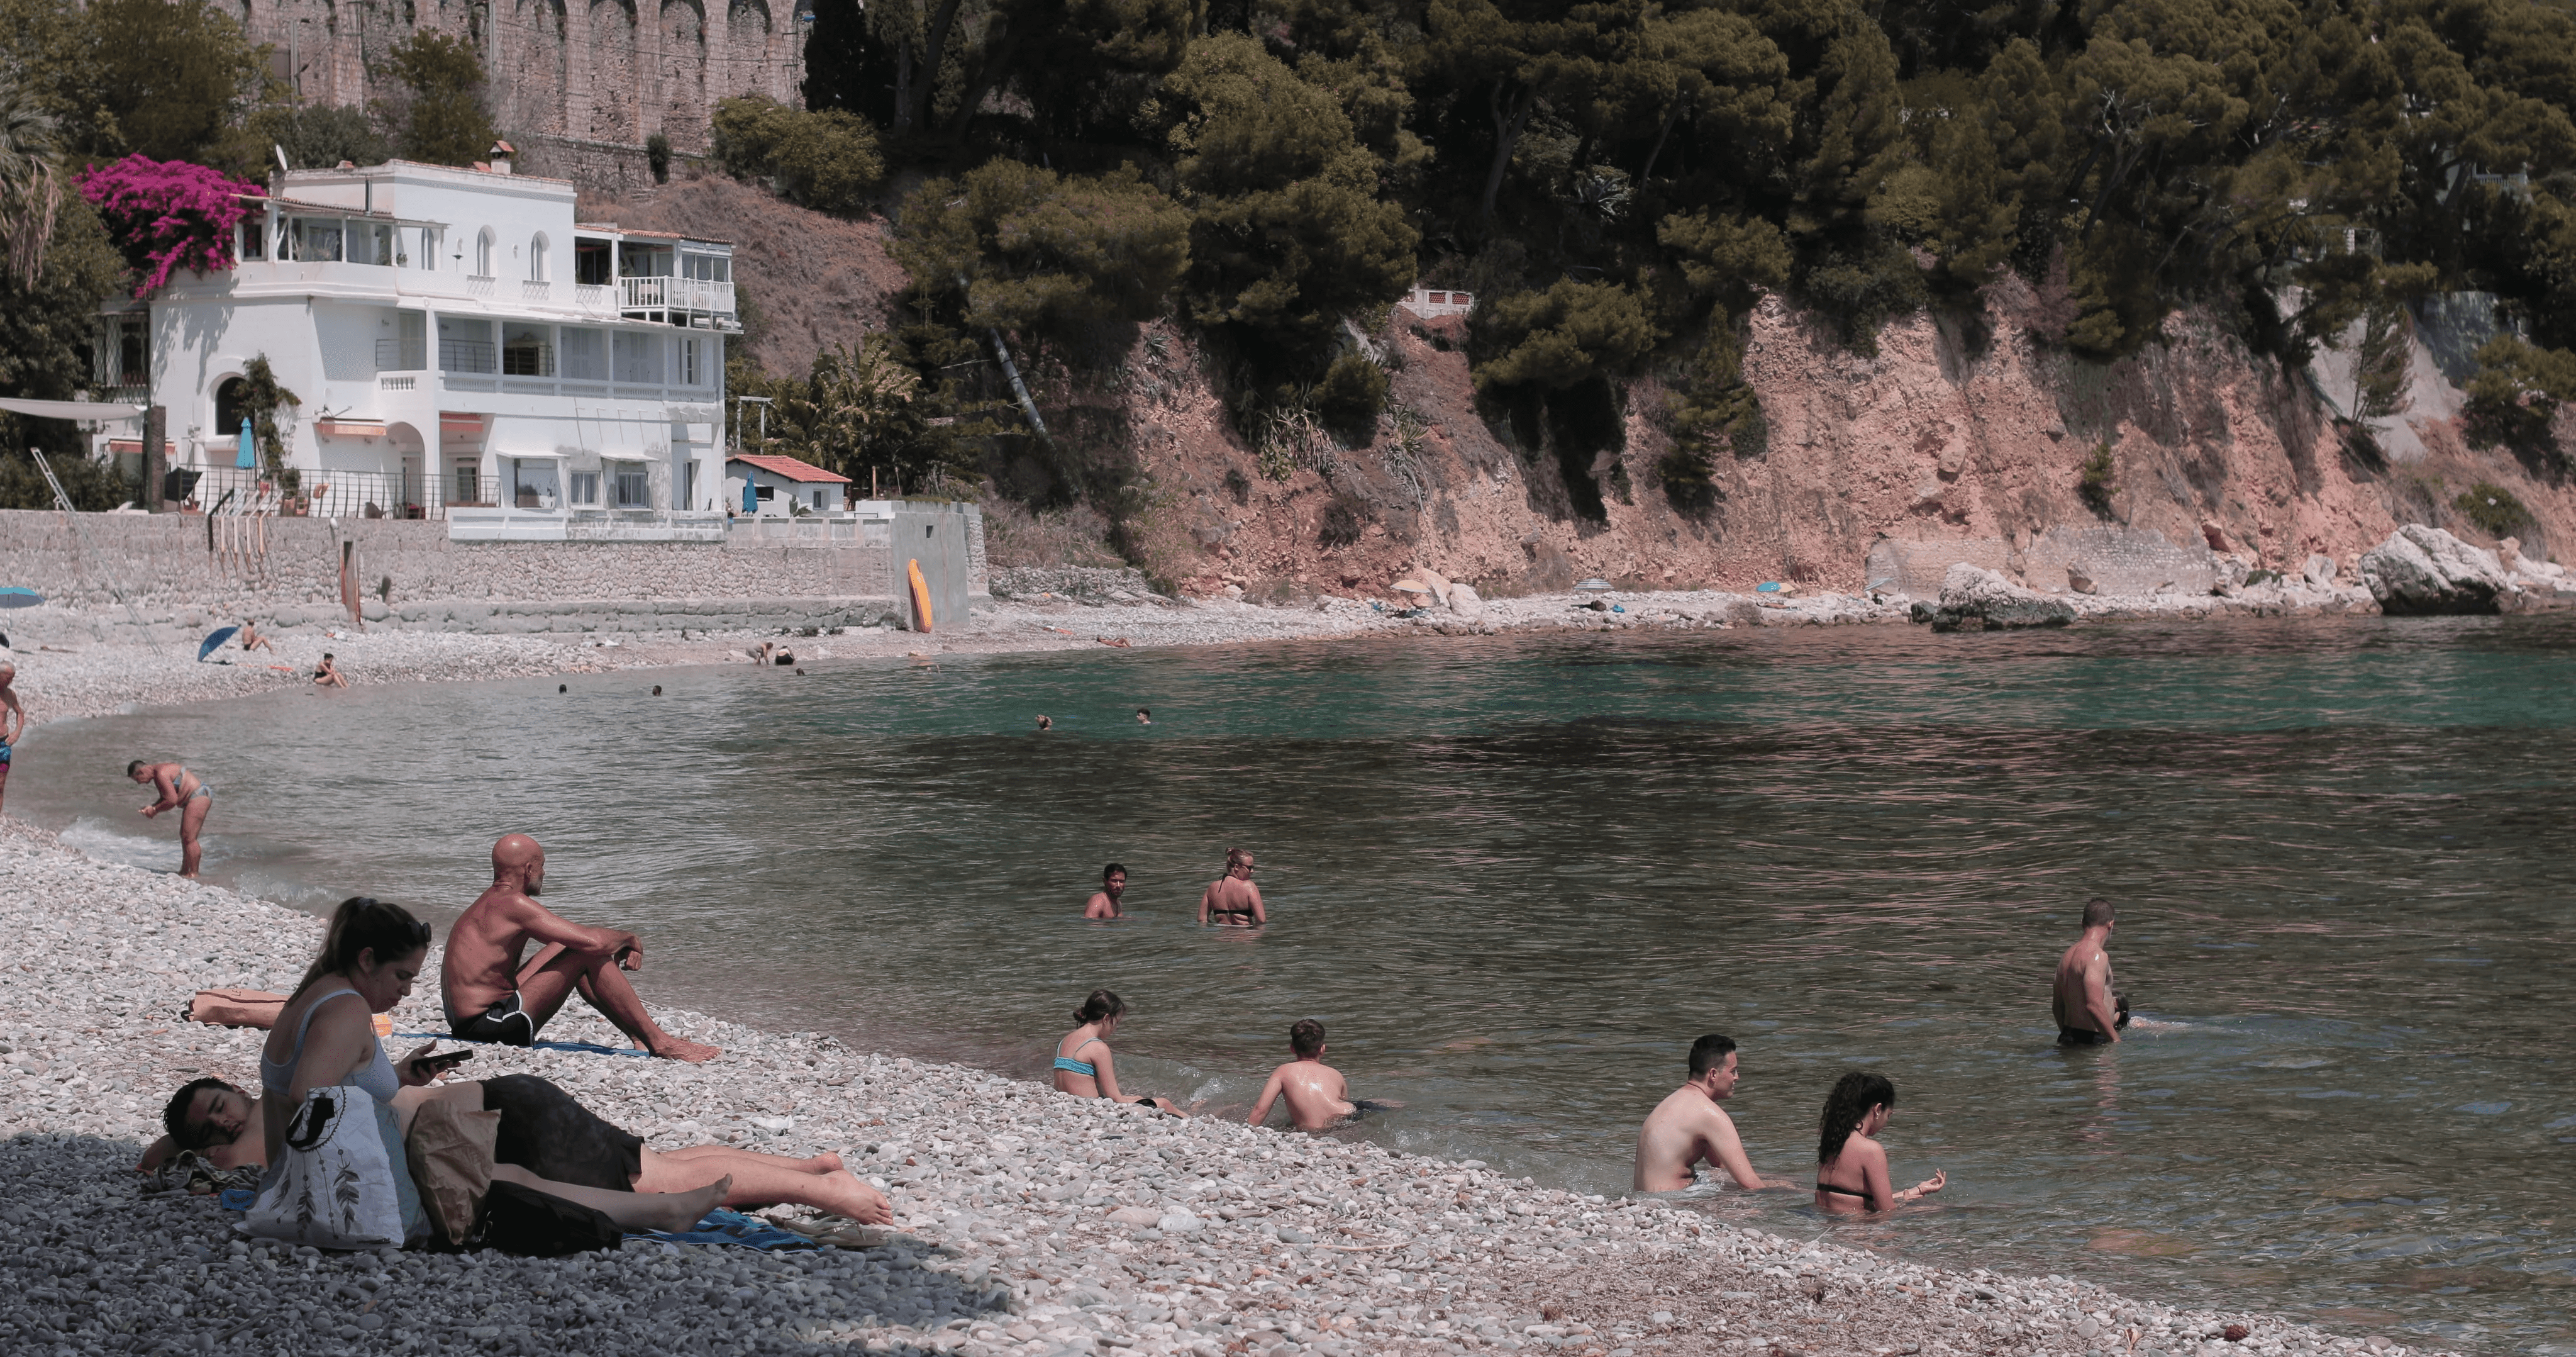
top-left (0, 508), bottom-right (999, 643)
top-left (252, 0), bottom-right (801, 184)
top-left (1866, 525), bottom-right (2222, 600)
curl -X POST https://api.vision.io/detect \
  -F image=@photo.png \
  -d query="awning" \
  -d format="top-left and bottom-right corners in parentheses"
top-left (316, 418), bottom-right (388, 438)
top-left (0, 397), bottom-right (145, 422)
top-left (500, 451), bottom-right (567, 461)
top-left (598, 450), bottom-right (652, 462)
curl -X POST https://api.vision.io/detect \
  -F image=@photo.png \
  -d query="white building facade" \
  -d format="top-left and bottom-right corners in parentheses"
top-left (94, 158), bottom-right (737, 540)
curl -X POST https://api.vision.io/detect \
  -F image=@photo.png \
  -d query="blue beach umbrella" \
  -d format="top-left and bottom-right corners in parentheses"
top-left (197, 626), bottom-right (239, 662)
top-left (0, 587), bottom-right (43, 609)
top-left (235, 416), bottom-right (256, 469)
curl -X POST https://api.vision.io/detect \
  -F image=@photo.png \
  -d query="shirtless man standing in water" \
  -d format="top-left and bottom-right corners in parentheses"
top-left (1197, 847), bottom-right (1266, 926)
top-left (1084, 863), bottom-right (1128, 919)
top-left (441, 833), bottom-right (720, 1061)
top-left (1633, 1034), bottom-right (1770, 1192)
top-left (2052, 897), bottom-right (2128, 1045)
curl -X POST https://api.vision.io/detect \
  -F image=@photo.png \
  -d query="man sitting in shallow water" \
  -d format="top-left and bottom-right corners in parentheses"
top-left (142, 1072), bottom-right (891, 1222)
top-left (440, 833), bottom-right (720, 1061)
top-left (1633, 1033), bottom-right (1772, 1193)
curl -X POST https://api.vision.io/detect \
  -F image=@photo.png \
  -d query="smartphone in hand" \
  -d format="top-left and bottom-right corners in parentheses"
top-left (409, 1047), bottom-right (475, 1080)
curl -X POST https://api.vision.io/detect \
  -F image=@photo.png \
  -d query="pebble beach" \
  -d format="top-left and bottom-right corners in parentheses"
top-left (0, 813), bottom-right (2446, 1357)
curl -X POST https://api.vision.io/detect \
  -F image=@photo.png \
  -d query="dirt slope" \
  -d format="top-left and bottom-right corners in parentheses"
top-left (578, 170), bottom-right (904, 378)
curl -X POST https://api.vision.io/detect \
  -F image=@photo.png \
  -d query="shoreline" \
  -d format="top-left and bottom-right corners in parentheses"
top-left (0, 817), bottom-right (2445, 1357)
top-left (3, 577), bottom-right (2395, 730)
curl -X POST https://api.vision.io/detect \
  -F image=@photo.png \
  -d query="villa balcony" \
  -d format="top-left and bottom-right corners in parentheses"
top-left (619, 276), bottom-right (736, 325)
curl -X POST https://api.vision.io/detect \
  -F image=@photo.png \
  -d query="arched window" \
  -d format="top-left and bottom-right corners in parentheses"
top-left (475, 228), bottom-right (496, 277)
top-left (530, 233), bottom-right (549, 282)
top-left (214, 377), bottom-right (248, 432)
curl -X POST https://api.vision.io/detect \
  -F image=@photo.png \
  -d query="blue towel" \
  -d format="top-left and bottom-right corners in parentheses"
top-left (628, 1209), bottom-right (819, 1251)
top-left (393, 1032), bottom-right (652, 1058)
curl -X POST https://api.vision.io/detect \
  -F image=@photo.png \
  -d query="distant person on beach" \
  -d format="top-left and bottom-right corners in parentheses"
top-left (1197, 847), bottom-right (1267, 926)
top-left (1085, 863), bottom-right (1128, 919)
top-left (127, 759), bottom-right (212, 879)
top-left (2053, 898), bottom-right (2129, 1045)
top-left (1246, 1019), bottom-right (1389, 1131)
top-left (1633, 1033), bottom-right (1770, 1192)
top-left (1052, 989), bottom-right (1182, 1114)
top-left (253, 895), bottom-right (738, 1239)
top-left (237, 620), bottom-right (275, 653)
top-left (1036, 714), bottom-right (1053, 732)
top-left (1813, 1071), bottom-right (1946, 1213)
top-left (143, 1071), bottom-right (893, 1224)
top-left (0, 654), bottom-right (21, 813)
top-left (440, 833), bottom-right (721, 1062)
top-left (313, 653), bottom-right (348, 688)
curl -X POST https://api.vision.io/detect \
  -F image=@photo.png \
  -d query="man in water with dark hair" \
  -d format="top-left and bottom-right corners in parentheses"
top-left (440, 833), bottom-right (720, 1061)
top-left (1248, 1019), bottom-right (1358, 1131)
top-left (1085, 864), bottom-right (1128, 919)
top-left (2053, 896), bottom-right (2129, 1045)
top-left (1633, 1033), bottom-right (1771, 1192)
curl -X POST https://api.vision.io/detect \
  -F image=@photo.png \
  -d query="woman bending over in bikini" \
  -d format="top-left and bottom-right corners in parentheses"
top-left (1813, 1071), bottom-right (1946, 1214)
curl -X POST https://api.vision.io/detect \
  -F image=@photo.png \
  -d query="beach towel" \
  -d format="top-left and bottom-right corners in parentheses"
top-left (392, 1032), bottom-right (651, 1058)
top-left (628, 1209), bottom-right (820, 1251)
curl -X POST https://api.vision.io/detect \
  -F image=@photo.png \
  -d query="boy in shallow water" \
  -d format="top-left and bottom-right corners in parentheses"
top-left (1248, 1019), bottom-right (1385, 1131)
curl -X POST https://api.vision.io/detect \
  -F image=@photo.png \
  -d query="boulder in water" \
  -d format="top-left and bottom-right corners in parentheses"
top-left (1929, 563), bottom-right (2076, 632)
top-left (2359, 525), bottom-right (2512, 615)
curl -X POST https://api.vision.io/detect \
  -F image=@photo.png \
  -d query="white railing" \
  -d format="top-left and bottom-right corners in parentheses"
top-left (448, 507), bottom-right (729, 542)
top-left (619, 276), bottom-right (736, 315)
top-left (465, 275), bottom-right (497, 297)
top-left (379, 375), bottom-right (416, 391)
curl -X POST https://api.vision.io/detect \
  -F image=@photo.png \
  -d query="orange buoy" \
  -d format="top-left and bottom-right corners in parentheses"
top-left (907, 557), bottom-right (934, 632)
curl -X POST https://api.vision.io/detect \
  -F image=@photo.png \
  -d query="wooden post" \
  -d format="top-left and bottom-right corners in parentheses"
top-left (143, 405), bottom-right (167, 511)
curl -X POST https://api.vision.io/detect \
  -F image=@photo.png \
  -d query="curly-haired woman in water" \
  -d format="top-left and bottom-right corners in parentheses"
top-left (1052, 989), bottom-right (1183, 1114)
top-left (1813, 1071), bottom-right (1946, 1214)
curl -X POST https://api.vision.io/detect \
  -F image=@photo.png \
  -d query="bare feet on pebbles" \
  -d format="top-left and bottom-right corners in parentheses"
top-left (649, 1034), bottom-right (723, 1061)
top-left (644, 1175), bottom-right (732, 1231)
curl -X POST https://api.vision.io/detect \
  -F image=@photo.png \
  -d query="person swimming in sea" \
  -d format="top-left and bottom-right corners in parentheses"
top-left (1246, 1019), bottom-right (1393, 1131)
top-left (2052, 897), bottom-right (2129, 1045)
top-left (1084, 863), bottom-right (1128, 919)
top-left (1052, 990), bottom-right (1182, 1114)
top-left (1812, 1071), bottom-right (1945, 1213)
top-left (1197, 847), bottom-right (1266, 926)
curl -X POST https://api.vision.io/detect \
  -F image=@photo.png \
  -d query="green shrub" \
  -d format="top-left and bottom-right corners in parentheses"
top-left (645, 133), bottom-right (670, 185)
top-left (2077, 442), bottom-right (2116, 517)
top-left (1472, 280), bottom-right (1659, 391)
top-left (892, 161), bottom-right (1189, 341)
top-left (2453, 481), bottom-right (2531, 538)
top-left (2464, 337), bottom-right (2576, 457)
top-left (1318, 490), bottom-right (1371, 547)
top-left (1796, 239), bottom-right (1927, 355)
top-left (380, 32), bottom-right (494, 168)
top-left (1313, 355), bottom-right (1387, 439)
top-left (711, 96), bottom-right (882, 214)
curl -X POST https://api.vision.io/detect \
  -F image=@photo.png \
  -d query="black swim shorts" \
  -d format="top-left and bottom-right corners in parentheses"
top-left (483, 1073), bottom-right (645, 1192)
top-left (2057, 1026), bottom-right (2112, 1046)
top-left (448, 993), bottom-right (541, 1046)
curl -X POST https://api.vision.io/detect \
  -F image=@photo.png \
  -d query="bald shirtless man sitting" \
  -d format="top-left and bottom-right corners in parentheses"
top-left (1632, 1033), bottom-right (1771, 1193)
top-left (441, 834), bottom-right (720, 1061)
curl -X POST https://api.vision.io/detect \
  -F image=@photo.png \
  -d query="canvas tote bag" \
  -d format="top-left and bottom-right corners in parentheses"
top-left (242, 1085), bottom-right (404, 1249)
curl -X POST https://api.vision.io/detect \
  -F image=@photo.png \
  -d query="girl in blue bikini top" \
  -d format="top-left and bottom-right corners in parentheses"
top-left (1052, 989), bottom-right (1180, 1115)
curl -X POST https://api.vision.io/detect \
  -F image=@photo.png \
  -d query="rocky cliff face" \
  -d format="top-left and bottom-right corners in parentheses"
top-left (1114, 296), bottom-right (2576, 603)
top-left (693, 181), bottom-right (2575, 604)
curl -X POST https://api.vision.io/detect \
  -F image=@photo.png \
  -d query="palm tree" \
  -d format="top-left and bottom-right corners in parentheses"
top-left (0, 81), bottom-right (63, 287)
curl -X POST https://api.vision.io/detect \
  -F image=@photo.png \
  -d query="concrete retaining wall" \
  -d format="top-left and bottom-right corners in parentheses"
top-left (1867, 525), bottom-right (2221, 600)
top-left (0, 506), bottom-right (985, 643)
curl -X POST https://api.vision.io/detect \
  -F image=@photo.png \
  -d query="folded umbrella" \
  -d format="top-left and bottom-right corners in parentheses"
top-left (197, 626), bottom-right (239, 662)
top-left (0, 587), bottom-right (43, 610)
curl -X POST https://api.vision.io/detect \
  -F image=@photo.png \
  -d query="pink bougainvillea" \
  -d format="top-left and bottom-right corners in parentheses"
top-left (76, 155), bottom-right (265, 297)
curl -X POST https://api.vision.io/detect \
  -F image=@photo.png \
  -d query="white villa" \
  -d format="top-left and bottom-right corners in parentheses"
top-left (93, 153), bottom-right (737, 540)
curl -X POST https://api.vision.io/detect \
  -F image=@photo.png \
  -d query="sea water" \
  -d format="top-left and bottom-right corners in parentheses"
top-left (14, 615), bottom-right (2576, 1352)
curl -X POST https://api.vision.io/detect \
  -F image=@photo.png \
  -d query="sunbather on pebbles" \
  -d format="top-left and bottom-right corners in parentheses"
top-left (142, 1071), bottom-right (892, 1224)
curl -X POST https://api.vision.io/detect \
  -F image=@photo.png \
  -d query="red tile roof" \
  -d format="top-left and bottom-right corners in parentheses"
top-left (726, 453), bottom-right (851, 484)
